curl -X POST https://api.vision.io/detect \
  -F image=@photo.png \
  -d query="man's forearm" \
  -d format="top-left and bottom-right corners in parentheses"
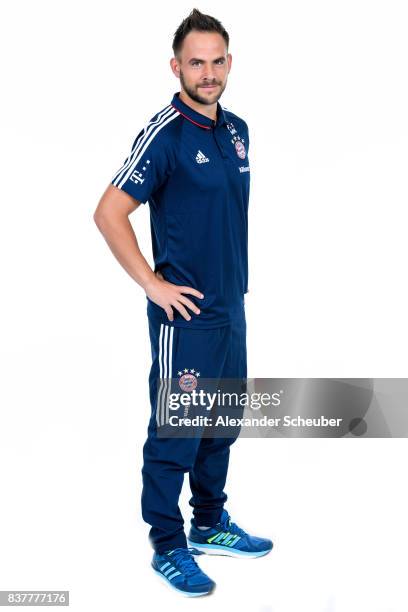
top-left (94, 214), bottom-right (156, 292)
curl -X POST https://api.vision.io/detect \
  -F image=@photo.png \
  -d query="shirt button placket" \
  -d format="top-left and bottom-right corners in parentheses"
top-left (212, 128), bottom-right (228, 159)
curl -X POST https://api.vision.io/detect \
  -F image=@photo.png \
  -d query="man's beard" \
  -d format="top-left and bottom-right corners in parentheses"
top-left (179, 70), bottom-right (226, 105)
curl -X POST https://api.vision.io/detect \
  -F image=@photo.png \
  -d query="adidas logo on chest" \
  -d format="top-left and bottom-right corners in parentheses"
top-left (195, 150), bottom-right (209, 164)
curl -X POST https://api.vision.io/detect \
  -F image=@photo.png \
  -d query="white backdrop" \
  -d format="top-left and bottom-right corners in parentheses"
top-left (1, 1), bottom-right (407, 611)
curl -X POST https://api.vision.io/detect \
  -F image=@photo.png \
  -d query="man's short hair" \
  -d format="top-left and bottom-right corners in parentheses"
top-left (172, 8), bottom-right (229, 59)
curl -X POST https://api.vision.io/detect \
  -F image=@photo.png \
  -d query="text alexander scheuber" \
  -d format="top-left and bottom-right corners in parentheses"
top-left (166, 389), bottom-right (343, 428)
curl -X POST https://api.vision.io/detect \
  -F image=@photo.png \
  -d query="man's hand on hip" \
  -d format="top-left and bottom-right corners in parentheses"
top-left (145, 271), bottom-right (204, 322)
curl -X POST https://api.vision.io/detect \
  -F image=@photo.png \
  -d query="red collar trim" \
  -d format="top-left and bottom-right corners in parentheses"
top-left (171, 104), bottom-right (213, 130)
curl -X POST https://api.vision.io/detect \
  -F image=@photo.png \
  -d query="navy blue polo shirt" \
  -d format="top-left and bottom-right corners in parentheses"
top-left (111, 91), bottom-right (250, 328)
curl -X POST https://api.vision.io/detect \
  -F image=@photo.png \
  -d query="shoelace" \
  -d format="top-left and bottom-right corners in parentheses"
top-left (218, 515), bottom-right (248, 538)
top-left (165, 547), bottom-right (203, 576)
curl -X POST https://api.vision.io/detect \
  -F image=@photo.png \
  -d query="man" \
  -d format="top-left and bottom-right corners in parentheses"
top-left (94, 8), bottom-right (272, 598)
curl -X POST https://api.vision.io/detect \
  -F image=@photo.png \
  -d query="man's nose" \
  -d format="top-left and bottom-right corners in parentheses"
top-left (202, 65), bottom-right (215, 80)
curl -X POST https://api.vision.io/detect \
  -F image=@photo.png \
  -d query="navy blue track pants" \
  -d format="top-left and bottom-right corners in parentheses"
top-left (141, 313), bottom-right (247, 554)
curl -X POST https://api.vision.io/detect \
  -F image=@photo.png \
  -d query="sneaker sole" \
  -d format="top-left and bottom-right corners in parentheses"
top-left (152, 567), bottom-right (215, 597)
top-left (186, 539), bottom-right (273, 558)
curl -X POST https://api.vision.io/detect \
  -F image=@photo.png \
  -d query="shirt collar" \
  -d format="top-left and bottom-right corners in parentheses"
top-left (171, 91), bottom-right (227, 130)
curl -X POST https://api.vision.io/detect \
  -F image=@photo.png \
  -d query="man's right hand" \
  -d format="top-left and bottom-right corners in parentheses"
top-left (145, 271), bottom-right (204, 322)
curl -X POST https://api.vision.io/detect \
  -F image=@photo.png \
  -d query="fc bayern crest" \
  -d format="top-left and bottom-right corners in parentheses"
top-left (235, 140), bottom-right (246, 159)
top-left (178, 368), bottom-right (200, 392)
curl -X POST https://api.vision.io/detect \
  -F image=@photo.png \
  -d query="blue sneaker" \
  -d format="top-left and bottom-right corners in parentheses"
top-left (151, 546), bottom-right (216, 597)
top-left (187, 509), bottom-right (273, 558)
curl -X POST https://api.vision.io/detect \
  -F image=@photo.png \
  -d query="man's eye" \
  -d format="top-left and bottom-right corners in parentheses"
top-left (191, 60), bottom-right (224, 66)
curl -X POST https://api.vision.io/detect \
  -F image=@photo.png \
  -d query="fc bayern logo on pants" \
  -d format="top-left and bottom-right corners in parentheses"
top-left (179, 370), bottom-right (199, 392)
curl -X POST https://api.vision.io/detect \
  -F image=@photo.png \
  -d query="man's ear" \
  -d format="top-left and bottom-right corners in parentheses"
top-left (227, 53), bottom-right (232, 72)
top-left (170, 57), bottom-right (180, 77)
